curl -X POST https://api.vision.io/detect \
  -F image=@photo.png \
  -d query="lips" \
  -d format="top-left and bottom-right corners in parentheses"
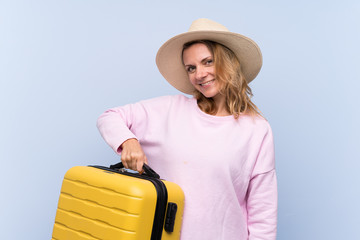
top-left (199, 79), bottom-right (215, 86)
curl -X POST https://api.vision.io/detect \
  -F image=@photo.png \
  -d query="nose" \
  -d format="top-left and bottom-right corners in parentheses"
top-left (195, 66), bottom-right (207, 80)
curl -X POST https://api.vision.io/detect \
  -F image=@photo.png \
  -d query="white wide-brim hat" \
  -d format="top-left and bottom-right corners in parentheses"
top-left (156, 18), bottom-right (263, 95)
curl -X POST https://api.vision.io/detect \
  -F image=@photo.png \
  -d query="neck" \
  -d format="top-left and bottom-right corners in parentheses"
top-left (213, 94), bottom-right (230, 116)
top-left (215, 107), bottom-right (230, 116)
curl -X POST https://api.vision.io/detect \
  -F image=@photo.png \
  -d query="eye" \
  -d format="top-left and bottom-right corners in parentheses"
top-left (186, 66), bottom-right (195, 73)
top-left (206, 59), bottom-right (213, 65)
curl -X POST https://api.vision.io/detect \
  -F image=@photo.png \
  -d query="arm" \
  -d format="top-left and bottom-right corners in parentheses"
top-left (96, 103), bottom-right (148, 172)
top-left (247, 125), bottom-right (278, 240)
top-left (96, 96), bottom-right (174, 172)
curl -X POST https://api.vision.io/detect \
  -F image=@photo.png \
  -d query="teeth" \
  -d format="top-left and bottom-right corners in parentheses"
top-left (200, 80), bottom-right (214, 86)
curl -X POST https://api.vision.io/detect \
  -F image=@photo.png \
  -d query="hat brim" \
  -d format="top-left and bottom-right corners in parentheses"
top-left (156, 30), bottom-right (263, 94)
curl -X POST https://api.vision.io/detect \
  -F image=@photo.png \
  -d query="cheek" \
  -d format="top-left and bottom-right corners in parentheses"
top-left (188, 74), bottom-right (196, 86)
top-left (209, 66), bottom-right (215, 76)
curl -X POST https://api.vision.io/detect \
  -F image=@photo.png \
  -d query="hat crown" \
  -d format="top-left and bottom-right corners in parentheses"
top-left (188, 18), bottom-right (229, 32)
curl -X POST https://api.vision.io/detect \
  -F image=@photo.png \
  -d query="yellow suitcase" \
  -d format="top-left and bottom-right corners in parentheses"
top-left (52, 163), bottom-right (184, 240)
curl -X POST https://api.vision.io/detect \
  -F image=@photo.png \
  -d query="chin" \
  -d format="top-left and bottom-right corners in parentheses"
top-left (200, 91), bottom-right (219, 99)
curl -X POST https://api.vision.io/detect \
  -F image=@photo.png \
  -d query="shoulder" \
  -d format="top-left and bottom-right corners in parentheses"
top-left (139, 94), bottom-right (193, 107)
top-left (237, 114), bottom-right (273, 137)
top-left (238, 114), bottom-right (271, 128)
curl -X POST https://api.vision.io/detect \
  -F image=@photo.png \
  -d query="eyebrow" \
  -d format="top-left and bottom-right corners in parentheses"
top-left (184, 56), bottom-right (212, 67)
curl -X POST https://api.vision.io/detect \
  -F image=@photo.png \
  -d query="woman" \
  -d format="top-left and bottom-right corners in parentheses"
top-left (97, 18), bottom-right (277, 240)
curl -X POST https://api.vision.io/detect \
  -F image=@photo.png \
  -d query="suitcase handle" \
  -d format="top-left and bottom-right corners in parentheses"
top-left (110, 162), bottom-right (160, 179)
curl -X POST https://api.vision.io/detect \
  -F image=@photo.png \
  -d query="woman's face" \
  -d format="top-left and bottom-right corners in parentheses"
top-left (182, 43), bottom-right (221, 99)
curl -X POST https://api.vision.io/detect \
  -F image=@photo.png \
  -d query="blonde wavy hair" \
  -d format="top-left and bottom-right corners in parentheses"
top-left (182, 40), bottom-right (261, 119)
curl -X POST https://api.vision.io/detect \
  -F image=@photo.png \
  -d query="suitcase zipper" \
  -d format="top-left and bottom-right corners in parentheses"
top-left (90, 166), bottom-right (168, 240)
top-left (147, 177), bottom-right (168, 240)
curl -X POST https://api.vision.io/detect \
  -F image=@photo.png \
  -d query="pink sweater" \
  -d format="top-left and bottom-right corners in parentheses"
top-left (97, 95), bottom-right (277, 240)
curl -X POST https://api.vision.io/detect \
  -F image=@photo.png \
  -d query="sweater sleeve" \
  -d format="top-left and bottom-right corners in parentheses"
top-left (96, 95), bottom-right (175, 154)
top-left (247, 125), bottom-right (278, 240)
top-left (96, 103), bottom-right (143, 154)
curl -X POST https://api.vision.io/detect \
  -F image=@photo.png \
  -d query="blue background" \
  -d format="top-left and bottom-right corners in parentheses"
top-left (1, 1), bottom-right (359, 239)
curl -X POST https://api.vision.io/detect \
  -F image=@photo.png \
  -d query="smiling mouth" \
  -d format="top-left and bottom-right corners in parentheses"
top-left (199, 80), bottom-right (215, 86)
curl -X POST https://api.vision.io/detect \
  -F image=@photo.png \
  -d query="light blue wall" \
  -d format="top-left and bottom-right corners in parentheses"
top-left (1, 1), bottom-right (359, 239)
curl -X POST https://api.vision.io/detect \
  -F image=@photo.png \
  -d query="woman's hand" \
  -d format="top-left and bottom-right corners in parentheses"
top-left (120, 138), bottom-right (148, 173)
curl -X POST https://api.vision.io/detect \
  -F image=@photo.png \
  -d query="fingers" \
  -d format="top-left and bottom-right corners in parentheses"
top-left (121, 153), bottom-right (146, 171)
top-left (120, 139), bottom-right (147, 173)
top-left (121, 160), bottom-right (129, 169)
top-left (137, 159), bottom-right (145, 174)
